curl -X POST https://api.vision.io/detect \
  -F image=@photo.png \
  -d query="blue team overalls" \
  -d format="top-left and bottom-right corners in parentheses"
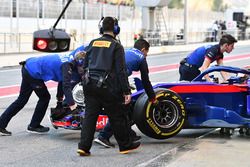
top-left (0, 45), bottom-right (85, 129)
top-left (179, 44), bottom-right (222, 81)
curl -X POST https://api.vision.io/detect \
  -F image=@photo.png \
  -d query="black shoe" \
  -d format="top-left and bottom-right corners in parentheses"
top-left (77, 149), bottom-right (91, 156)
top-left (132, 135), bottom-right (141, 142)
top-left (119, 141), bottom-right (141, 154)
top-left (27, 125), bottom-right (50, 134)
top-left (94, 137), bottom-right (115, 148)
top-left (0, 128), bottom-right (12, 136)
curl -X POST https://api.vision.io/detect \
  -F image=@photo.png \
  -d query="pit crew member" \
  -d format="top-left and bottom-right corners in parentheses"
top-left (77, 16), bottom-right (140, 156)
top-left (0, 45), bottom-right (86, 136)
top-left (179, 34), bottom-right (237, 82)
top-left (94, 39), bottom-right (157, 148)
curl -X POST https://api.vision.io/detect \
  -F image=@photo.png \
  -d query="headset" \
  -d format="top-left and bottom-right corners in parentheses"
top-left (98, 17), bottom-right (120, 35)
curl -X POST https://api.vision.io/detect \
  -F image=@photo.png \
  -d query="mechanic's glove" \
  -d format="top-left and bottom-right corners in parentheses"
top-left (71, 107), bottom-right (82, 115)
top-left (149, 97), bottom-right (159, 106)
top-left (50, 107), bottom-right (71, 121)
top-left (55, 101), bottom-right (63, 109)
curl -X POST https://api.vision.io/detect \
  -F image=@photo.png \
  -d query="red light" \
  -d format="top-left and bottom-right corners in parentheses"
top-left (37, 39), bottom-right (47, 50)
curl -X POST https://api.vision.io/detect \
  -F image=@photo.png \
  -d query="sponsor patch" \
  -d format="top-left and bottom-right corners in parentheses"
top-left (93, 41), bottom-right (111, 48)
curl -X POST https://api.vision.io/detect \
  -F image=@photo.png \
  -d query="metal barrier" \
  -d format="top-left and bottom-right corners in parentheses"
top-left (144, 31), bottom-right (210, 46)
top-left (0, 32), bottom-right (135, 54)
top-left (1, 30), bottom-right (248, 54)
top-left (0, 33), bottom-right (33, 54)
top-left (143, 29), bottom-right (249, 46)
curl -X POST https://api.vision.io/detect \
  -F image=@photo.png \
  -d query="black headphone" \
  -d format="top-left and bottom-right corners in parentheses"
top-left (98, 17), bottom-right (120, 35)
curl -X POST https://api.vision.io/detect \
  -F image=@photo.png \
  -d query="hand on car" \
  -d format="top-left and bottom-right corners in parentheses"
top-left (124, 94), bottom-right (131, 105)
top-left (149, 97), bottom-right (159, 106)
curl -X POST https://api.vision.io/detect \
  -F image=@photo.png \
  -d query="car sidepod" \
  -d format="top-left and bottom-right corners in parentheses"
top-left (166, 82), bottom-right (250, 128)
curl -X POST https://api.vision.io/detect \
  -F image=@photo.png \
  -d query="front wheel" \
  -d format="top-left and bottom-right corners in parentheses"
top-left (133, 88), bottom-right (186, 139)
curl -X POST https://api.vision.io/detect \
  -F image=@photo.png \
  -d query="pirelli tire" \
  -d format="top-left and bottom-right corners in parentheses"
top-left (133, 88), bottom-right (186, 139)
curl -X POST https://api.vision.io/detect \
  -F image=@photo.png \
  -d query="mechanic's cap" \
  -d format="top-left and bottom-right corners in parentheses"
top-left (74, 51), bottom-right (86, 65)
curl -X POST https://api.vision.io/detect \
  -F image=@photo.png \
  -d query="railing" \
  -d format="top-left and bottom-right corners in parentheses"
top-left (0, 32), bottom-right (135, 54)
top-left (143, 29), bottom-right (250, 46)
top-left (1, 29), bottom-right (249, 54)
top-left (0, 33), bottom-right (33, 53)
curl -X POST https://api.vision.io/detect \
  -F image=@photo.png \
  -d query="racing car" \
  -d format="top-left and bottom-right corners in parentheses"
top-left (50, 65), bottom-right (250, 139)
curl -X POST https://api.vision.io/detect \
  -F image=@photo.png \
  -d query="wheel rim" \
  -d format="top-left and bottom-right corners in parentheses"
top-left (152, 99), bottom-right (179, 128)
top-left (72, 83), bottom-right (85, 106)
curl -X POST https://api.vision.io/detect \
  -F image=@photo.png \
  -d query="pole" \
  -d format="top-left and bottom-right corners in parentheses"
top-left (80, 1), bottom-right (83, 42)
top-left (64, 0), bottom-right (67, 30)
top-left (37, 0), bottom-right (39, 30)
top-left (10, 0), bottom-right (13, 34)
top-left (84, 2), bottom-right (88, 42)
top-left (184, 0), bottom-right (188, 44)
top-left (53, 0), bottom-right (72, 29)
top-left (117, 5), bottom-right (120, 20)
top-left (10, 0), bottom-right (13, 48)
top-left (16, 0), bottom-right (19, 48)
top-left (4, 33), bottom-right (6, 53)
top-left (42, 0), bottom-right (44, 25)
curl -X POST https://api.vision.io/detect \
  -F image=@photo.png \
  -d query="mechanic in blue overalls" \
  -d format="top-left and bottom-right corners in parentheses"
top-left (179, 34), bottom-right (237, 81)
top-left (0, 45), bottom-right (86, 136)
top-left (94, 39), bottom-right (157, 148)
top-left (50, 45), bottom-right (87, 120)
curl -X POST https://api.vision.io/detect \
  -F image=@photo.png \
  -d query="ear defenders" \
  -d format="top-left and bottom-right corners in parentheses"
top-left (113, 18), bottom-right (120, 35)
top-left (98, 17), bottom-right (104, 34)
top-left (98, 17), bottom-right (120, 35)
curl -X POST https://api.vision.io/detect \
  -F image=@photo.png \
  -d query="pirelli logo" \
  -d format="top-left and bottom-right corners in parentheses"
top-left (93, 41), bottom-right (111, 48)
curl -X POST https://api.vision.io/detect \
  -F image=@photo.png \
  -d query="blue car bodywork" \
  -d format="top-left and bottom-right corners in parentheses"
top-left (52, 65), bottom-right (250, 139)
top-left (131, 66), bottom-right (250, 139)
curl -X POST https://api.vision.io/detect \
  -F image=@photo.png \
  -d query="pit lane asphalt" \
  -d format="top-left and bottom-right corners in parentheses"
top-left (0, 51), bottom-right (214, 167)
top-left (0, 83), bottom-right (212, 167)
top-left (1, 42), bottom-right (250, 167)
top-left (137, 128), bottom-right (250, 167)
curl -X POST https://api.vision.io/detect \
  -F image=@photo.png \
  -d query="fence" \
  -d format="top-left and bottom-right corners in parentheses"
top-left (2, 28), bottom-right (250, 54)
top-left (0, 32), bottom-right (136, 54)
top-left (143, 29), bottom-right (250, 47)
top-left (1, 1), bottom-right (249, 54)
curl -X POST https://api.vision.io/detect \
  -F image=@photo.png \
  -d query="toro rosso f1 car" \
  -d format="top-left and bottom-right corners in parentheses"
top-left (50, 65), bottom-right (250, 139)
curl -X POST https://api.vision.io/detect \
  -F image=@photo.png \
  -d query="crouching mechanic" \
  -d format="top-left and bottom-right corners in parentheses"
top-left (94, 39), bottom-right (157, 148)
top-left (50, 45), bottom-right (87, 120)
top-left (179, 34), bottom-right (237, 82)
top-left (0, 45), bottom-right (86, 136)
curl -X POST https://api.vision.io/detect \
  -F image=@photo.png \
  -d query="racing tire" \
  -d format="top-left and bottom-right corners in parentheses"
top-left (133, 88), bottom-right (186, 139)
